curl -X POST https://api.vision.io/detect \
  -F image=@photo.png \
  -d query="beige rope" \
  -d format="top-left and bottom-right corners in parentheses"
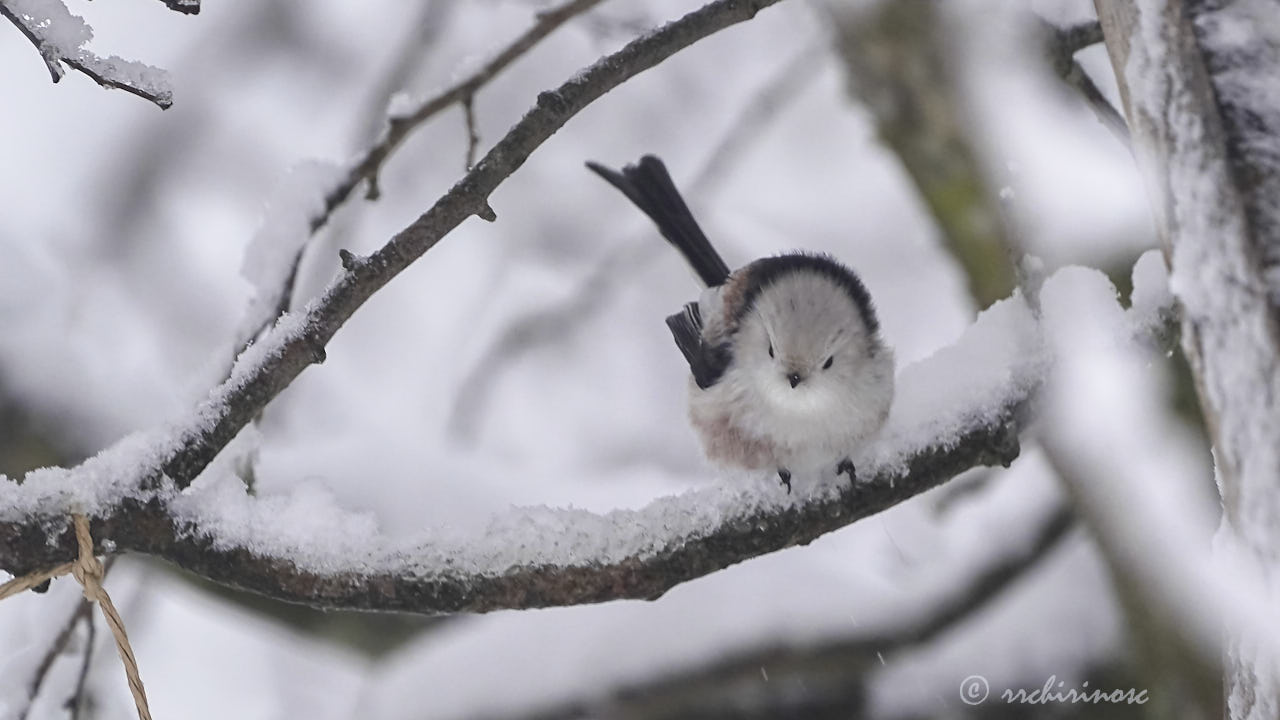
top-left (0, 514), bottom-right (152, 720)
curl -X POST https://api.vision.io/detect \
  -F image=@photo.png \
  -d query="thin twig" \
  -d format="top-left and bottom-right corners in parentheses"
top-left (1041, 19), bottom-right (1129, 146)
top-left (65, 609), bottom-right (96, 720)
top-left (233, 0), bottom-right (604, 357)
top-left (462, 94), bottom-right (481, 171)
top-left (17, 599), bottom-right (93, 720)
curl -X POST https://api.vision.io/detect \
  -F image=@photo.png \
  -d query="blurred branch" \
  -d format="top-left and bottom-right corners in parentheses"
top-left (827, 0), bottom-right (1017, 309)
top-left (484, 503), bottom-right (1073, 720)
top-left (236, 0), bottom-right (605, 358)
top-left (65, 608), bottom-right (96, 720)
top-left (0, 408), bottom-right (1024, 614)
top-left (448, 42), bottom-right (825, 441)
top-left (15, 556), bottom-right (115, 720)
top-left (1041, 20), bottom-right (1130, 147)
top-left (0, 0), bottom-right (180, 109)
top-left (17, 599), bottom-right (93, 720)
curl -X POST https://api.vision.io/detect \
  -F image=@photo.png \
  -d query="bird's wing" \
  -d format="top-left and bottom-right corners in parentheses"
top-left (665, 302), bottom-right (732, 390)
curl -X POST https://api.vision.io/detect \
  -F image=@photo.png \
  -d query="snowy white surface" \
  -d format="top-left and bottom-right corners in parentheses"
top-left (0, 1), bottom-right (1208, 718)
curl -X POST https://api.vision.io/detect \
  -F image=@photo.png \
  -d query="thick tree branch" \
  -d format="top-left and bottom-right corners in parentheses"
top-left (0, 408), bottom-right (1023, 614)
top-left (154, 0), bottom-right (786, 492)
top-left (1094, 2), bottom-right (1280, 717)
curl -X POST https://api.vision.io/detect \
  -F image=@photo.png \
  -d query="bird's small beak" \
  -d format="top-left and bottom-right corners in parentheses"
top-left (787, 372), bottom-right (803, 388)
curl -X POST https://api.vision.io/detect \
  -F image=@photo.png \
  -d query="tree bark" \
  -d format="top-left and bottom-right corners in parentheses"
top-left (1094, 1), bottom-right (1280, 717)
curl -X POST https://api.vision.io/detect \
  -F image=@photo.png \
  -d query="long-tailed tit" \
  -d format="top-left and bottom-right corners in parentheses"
top-left (586, 156), bottom-right (894, 493)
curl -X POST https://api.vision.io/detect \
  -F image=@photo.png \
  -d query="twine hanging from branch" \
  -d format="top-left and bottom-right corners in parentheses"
top-left (0, 514), bottom-right (152, 720)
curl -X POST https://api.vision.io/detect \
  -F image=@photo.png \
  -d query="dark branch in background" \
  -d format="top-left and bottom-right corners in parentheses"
top-left (17, 600), bottom-right (93, 720)
top-left (827, 1), bottom-right (1017, 309)
top-left (152, 0), bottom-right (788, 494)
top-left (462, 95), bottom-right (481, 170)
top-left (236, 0), bottom-right (608, 359)
top-left (65, 610), bottom-right (96, 720)
top-left (1041, 19), bottom-right (1130, 147)
top-left (15, 556), bottom-right (115, 720)
top-left (448, 41), bottom-right (825, 441)
top-left (495, 504), bottom-right (1073, 720)
top-left (0, 0), bottom-right (191, 109)
top-left (0, 410), bottom-right (1023, 614)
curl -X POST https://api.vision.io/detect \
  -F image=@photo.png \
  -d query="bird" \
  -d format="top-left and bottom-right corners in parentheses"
top-left (586, 155), bottom-right (894, 493)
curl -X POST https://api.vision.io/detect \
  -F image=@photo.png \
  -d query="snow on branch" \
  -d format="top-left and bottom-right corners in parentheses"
top-left (0, 0), bottom-right (187, 109)
top-left (0, 291), bottom-right (1038, 613)
top-left (1094, 2), bottom-right (1280, 716)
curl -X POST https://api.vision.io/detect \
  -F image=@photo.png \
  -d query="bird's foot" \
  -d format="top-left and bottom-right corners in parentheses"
top-left (777, 468), bottom-right (792, 494)
top-left (836, 458), bottom-right (857, 484)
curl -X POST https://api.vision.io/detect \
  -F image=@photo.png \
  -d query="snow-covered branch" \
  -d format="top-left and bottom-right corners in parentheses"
top-left (1094, 2), bottom-right (1280, 717)
top-left (0, 283), bottom-right (1043, 613)
top-left (487, 503), bottom-right (1074, 720)
top-left (0, 0), bottom-right (187, 109)
top-left (0, 358), bottom-right (1026, 615)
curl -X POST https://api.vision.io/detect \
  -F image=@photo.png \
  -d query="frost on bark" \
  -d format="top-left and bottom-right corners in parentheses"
top-left (1094, 1), bottom-right (1280, 717)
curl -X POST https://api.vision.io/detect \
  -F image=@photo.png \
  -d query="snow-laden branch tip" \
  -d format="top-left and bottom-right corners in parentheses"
top-left (0, 0), bottom-right (186, 109)
top-left (0, 286), bottom-right (1040, 612)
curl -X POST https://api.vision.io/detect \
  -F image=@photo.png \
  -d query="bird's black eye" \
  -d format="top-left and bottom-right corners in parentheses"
top-left (823, 355), bottom-right (834, 370)
top-left (768, 342), bottom-right (774, 358)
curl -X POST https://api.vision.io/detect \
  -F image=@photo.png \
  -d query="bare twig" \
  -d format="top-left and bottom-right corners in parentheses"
top-left (462, 94), bottom-right (481, 171)
top-left (234, 0), bottom-right (604, 356)
top-left (0, 410), bottom-right (1023, 614)
top-left (65, 609), bottom-right (96, 720)
top-left (1041, 19), bottom-right (1129, 146)
top-left (0, 0), bottom-right (177, 109)
top-left (17, 599), bottom-right (93, 720)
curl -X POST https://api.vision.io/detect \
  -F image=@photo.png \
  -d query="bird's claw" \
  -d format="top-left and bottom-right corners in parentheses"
top-left (777, 468), bottom-right (792, 494)
top-left (836, 458), bottom-right (856, 483)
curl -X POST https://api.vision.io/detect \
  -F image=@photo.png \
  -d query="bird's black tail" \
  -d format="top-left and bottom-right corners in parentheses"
top-left (586, 155), bottom-right (730, 287)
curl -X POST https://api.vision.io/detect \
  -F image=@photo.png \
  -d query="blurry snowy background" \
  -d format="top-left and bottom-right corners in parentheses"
top-left (0, 0), bottom-right (1215, 718)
